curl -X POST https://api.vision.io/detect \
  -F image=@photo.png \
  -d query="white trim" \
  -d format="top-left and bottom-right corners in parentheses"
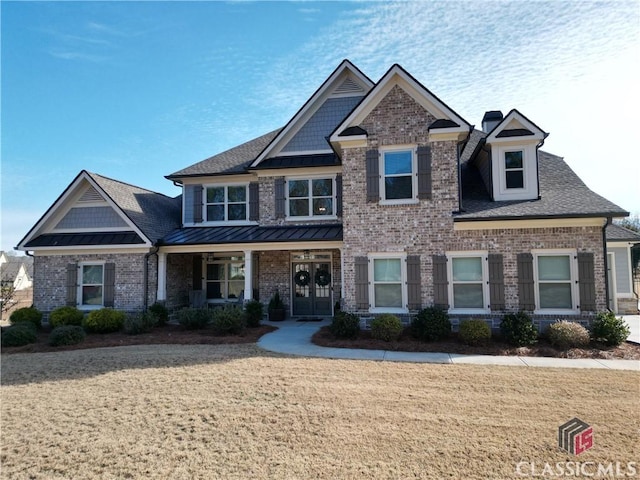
top-left (29, 246), bottom-right (152, 255)
top-left (486, 109), bottom-right (546, 144)
top-left (285, 175), bottom-right (337, 220)
top-left (454, 217), bottom-right (606, 231)
top-left (532, 249), bottom-right (579, 315)
top-left (253, 166), bottom-right (342, 178)
top-left (492, 143), bottom-right (539, 201)
top-left (202, 183), bottom-right (249, 223)
top-left (77, 261), bottom-right (106, 309)
top-left (157, 251), bottom-right (167, 302)
top-left (378, 145), bottom-right (418, 205)
top-left (607, 252), bottom-right (618, 312)
top-left (446, 251), bottom-right (490, 314)
top-left (368, 252), bottom-right (408, 314)
top-left (159, 241), bottom-right (344, 255)
top-left (51, 227), bottom-right (134, 233)
top-left (275, 149), bottom-right (333, 157)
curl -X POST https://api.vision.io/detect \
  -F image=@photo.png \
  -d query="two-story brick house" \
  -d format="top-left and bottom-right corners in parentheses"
top-left (17, 60), bottom-right (638, 325)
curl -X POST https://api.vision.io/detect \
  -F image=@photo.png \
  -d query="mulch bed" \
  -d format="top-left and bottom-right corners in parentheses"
top-left (1, 323), bottom-right (278, 354)
top-left (312, 326), bottom-right (640, 360)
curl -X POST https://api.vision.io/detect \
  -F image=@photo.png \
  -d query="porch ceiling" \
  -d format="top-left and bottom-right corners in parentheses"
top-left (159, 224), bottom-right (343, 246)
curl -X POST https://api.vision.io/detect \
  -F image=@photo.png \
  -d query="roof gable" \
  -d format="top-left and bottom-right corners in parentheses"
top-left (330, 64), bottom-right (471, 144)
top-left (251, 60), bottom-right (374, 167)
top-left (486, 109), bottom-right (547, 143)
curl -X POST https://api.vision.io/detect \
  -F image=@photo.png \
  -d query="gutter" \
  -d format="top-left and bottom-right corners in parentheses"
top-left (144, 246), bottom-right (159, 310)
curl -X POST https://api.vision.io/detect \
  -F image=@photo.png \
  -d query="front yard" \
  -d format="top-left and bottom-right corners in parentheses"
top-left (1, 344), bottom-right (638, 479)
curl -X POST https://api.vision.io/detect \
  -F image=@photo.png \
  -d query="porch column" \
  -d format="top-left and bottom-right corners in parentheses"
top-left (243, 250), bottom-right (253, 301)
top-left (340, 248), bottom-right (345, 301)
top-left (157, 251), bottom-right (167, 302)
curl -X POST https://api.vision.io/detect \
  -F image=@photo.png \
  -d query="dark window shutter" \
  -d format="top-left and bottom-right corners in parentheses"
top-left (488, 254), bottom-right (505, 311)
top-left (432, 255), bottom-right (448, 309)
top-left (192, 255), bottom-right (202, 291)
top-left (577, 252), bottom-right (596, 311)
top-left (249, 182), bottom-right (259, 221)
top-left (517, 253), bottom-right (535, 311)
top-left (335, 174), bottom-right (343, 217)
top-left (193, 185), bottom-right (203, 223)
top-left (355, 256), bottom-right (369, 310)
top-left (366, 149), bottom-right (379, 202)
top-left (406, 255), bottom-right (422, 310)
top-left (103, 263), bottom-right (116, 307)
top-left (417, 145), bottom-right (432, 200)
top-left (66, 263), bottom-right (78, 306)
top-left (275, 178), bottom-right (286, 219)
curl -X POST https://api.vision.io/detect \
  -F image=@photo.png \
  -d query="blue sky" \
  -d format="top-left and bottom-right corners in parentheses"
top-left (2, 0), bottom-right (639, 253)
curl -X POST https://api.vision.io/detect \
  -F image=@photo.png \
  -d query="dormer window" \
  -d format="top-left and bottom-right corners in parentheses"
top-left (205, 185), bottom-right (247, 222)
top-left (504, 151), bottom-right (524, 189)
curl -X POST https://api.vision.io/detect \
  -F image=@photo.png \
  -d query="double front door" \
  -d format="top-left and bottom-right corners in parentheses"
top-left (292, 262), bottom-right (332, 316)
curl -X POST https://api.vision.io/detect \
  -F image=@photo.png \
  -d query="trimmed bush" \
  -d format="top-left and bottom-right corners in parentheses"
top-left (546, 321), bottom-right (590, 350)
top-left (177, 308), bottom-right (210, 330)
top-left (148, 303), bottom-right (169, 326)
top-left (1, 323), bottom-right (37, 347)
top-left (411, 307), bottom-right (451, 341)
top-left (82, 308), bottom-right (126, 333)
top-left (329, 312), bottom-right (360, 339)
top-left (371, 314), bottom-right (403, 342)
top-left (211, 306), bottom-right (245, 335)
top-left (459, 319), bottom-right (491, 346)
top-left (590, 311), bottom-right (630, 346)
top-left (49, 306), bottom-right (84, 328)
top-left (49, 325), bottom-right (86, 347)
top-left (123, 312), bottom-right (157, 335)
top-left (9, 307), bottom-right (42, 330)
top-left (244, 300), bottom-right (264, 328)
top-left (500, 312), bottom-right (538, 346)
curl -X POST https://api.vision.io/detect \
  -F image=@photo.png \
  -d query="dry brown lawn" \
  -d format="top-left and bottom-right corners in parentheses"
top-left (1, 344), bottom-right (638, 479)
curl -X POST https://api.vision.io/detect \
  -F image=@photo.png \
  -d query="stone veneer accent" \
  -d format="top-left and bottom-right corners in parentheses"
top-left (34, 253), bottom-right (157, 316)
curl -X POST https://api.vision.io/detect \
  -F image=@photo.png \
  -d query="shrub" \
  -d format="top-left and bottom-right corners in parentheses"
top-left (500, 312), bottom-right (538, 346)
top-left (459, 319), bottom-right (492, 346)
top-left (1, 323), bottom-right (37, 347)
top-left (49, 325), bottom-right (86, 347)
top-left (177, 308), bottom-right (210, 330)
top-left (82, 308), bottom-right (126, 333)
top-left (148, 302), bottom-right (169, 326)
top-left (329, 312), bottom-right (360, 339)
top-left (9, 307), bottom-right (42, 330)
top-left (371, 314), bottom-right (403, 342)
top-left (49, 306), bottom-right (84, 328)
top-left (590, 311), bottom-right (630, 346)
top-left (411, 307), bottom-right (451, 341)
top-left (546, 321), bottom-right (590, 350)
top-left (123, 312), bottom-right (157, 335)
top-left (211, 306), bottom-right (245, 335)
top-left (244, 300), bottom-right (264, 328)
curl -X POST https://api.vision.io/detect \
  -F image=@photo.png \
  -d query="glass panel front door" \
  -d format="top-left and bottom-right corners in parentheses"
top-left (292, 261), bottom-right (332, 316)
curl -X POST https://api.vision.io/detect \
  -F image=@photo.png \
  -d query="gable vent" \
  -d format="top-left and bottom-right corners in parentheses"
top-left (78, 186), bottom-right (103, 203)
top-left (333, 77), bottom-right (365, 96)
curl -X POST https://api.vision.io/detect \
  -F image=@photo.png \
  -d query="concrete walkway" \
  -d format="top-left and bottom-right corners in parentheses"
top-left (258, 317), bottom-right (640, 371)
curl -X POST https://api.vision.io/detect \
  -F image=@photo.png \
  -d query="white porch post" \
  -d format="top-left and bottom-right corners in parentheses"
top-left (243, 250), bottom-right (253, 302)
top-left (157, 251), bottom-right (167, 302)
top-left (340, 248), bottom-right (345, 301)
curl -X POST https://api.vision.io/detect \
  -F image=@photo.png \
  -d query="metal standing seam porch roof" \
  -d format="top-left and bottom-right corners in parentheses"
top-left (159, 224), bottom-right (343, 246)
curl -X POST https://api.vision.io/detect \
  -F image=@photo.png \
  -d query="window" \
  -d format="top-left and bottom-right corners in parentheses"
top-left (368, 254), bottom-right (407, 312)
top-left (79, 264), bottom-right (103, 306)
top-left (205, 185), bottom-right (247, 222)
top-left (381, 148), bottom-right (417, 203)
top-left (205, 255), bottom-right (245, 300)
top-left (448, 254), bottom-right (489, 312)
top-left (287, 178), bottom-right (334, 218)
top-left (535, 253), bottom-right (576, 310)
top-left (504, 151), bottom-right (524, 189)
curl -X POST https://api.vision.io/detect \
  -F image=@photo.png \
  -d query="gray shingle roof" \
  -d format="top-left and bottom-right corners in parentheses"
top-left (88, 172), bottom-right (181, 243)
top-left (166, 129), bottom-right (281, 179)
top-left (606, 224), bottom-right (640, 242)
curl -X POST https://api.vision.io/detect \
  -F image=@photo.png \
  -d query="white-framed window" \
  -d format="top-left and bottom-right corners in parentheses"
top-left (286, 177), bottom-right (335, 219)
top-left (368, 253), bottom-right (407, 313)
top-left (533, 250), bottom-right (578, 313)
top-left (447, 252), bottom-right (489, 313)
top-left (78, 263), bottom-right (104, 307)
top-left (380, 146), bottom-right (418, 204)
top-left (504, 150), bottom-right (524, 189)
top-left (204, 184), bottom-right (248, 223)
top-left (204, 254), bottom-right (245, 301)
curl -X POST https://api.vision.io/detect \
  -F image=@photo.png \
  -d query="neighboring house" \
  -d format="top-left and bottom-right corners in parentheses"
top-left (17, 60), bottom-right (635, 329)
top-left (0, 252), bottom-right (33, 291)
top-left (605, 224), bottom-right (640, 314)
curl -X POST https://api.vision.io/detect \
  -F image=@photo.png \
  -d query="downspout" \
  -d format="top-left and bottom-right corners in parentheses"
top-left (144, 245), bottom-right (159, 310)
top-left (602, 217), bottom-right (612, 312)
